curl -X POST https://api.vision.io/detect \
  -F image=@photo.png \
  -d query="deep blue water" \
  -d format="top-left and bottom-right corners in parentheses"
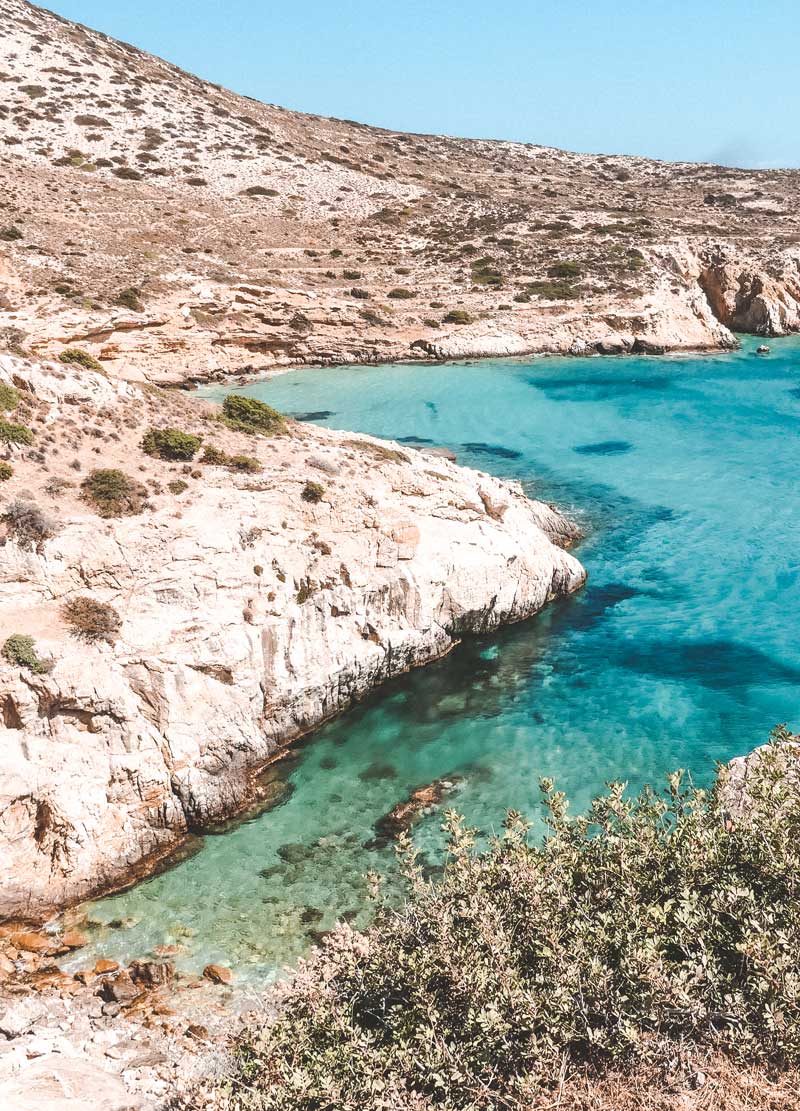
top-left (67, 337), bottom-right (800, 983)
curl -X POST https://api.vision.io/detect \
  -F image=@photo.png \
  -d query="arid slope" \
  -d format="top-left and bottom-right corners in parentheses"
top-left (1, 0), bottom-right (800, 383)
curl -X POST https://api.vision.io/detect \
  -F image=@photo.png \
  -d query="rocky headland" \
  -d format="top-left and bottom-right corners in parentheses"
top-left (0, 351), bottom-right (585, 920)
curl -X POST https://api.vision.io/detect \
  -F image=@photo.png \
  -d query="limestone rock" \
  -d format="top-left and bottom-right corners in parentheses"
top-left (0, 362), bottom-right (585, 918)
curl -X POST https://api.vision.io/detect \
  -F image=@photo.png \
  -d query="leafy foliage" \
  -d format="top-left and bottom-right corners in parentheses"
top-left (2, 633), bottom-right (48, 673)
top-left (81, 469), bottom-right (147, 517)
top-left (0, 462), bottom-right (12, 481)
top-left (221, 395), bottom-right (284, 436)
top-left (0, 418), bottom-right (33, 445)
top-left (116, 287), bottom-right (145, 312)
top-left (0, 383), bottom-right (20, 411)
top-left (301, 481), bottom-right (325, 503)
top-left (443, 309), bottom-right (473, 324)
top-left (58, 348), bottom-right (104, 371)
top-left (61, 596), bottom-right (121, 643)
top-left (141, 426), bottom-right (202, 460)
top-left (224, 731), bottom-right (800, 1110)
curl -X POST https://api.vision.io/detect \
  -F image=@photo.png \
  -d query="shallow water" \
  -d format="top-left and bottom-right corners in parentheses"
top-left (66, 337), bottom-right (800, 983)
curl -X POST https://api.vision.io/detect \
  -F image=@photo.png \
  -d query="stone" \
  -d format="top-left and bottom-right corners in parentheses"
top-left (202, 964), bottom-right (233, 985)
top-left (93, 959), bottom-right (119, 975)
top-left (60, 931), bottom-right (88, 950)
top-left (9, 933), bottom-right (52, 955)
top-left (128, 960), bottom-right (174, 989)
top-left (0, 997), bottom-right (47, 1039)
top-left (101, 971), bottom-right (142, 1006)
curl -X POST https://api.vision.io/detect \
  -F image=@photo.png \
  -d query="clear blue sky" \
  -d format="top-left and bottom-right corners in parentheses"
top-left (44, 0), bottom-right (799, 167)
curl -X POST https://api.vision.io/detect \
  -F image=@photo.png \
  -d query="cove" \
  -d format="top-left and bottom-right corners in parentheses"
top-left (64, 337), bottom-right (800, 985)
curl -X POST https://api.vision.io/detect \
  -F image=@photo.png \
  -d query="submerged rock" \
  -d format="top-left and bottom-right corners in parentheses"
top-left (368, 776), bottom-right (463, 849)
top-left (202, 964), bottom-right (233, 985)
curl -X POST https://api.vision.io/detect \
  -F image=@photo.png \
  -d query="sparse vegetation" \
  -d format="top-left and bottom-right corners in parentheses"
top-left (0, 384), bottom-right (21, 412)
top-left (167, 479), bottom-right (189, 494)
top-left (547, 260), bottom-right (583, 279)
top-left (81, 469), bottom-right (147, 517)
top-left (387, 288), bottom-right (416, 299)
top-left (2, 633), bottom-right (48, 674)
top-left (221, 730), bottom-right (800, 1111)
top-left (0, 418), bottom-right (33, 446)
top-left (0, 462), bottom-right (13, 481)
top-left (443, 309), bottom-right (473, 324)
top-left (301, 480), bottom-right (325, 503)
top-left (228, 454), bottom-right (263, 473)
top-left (1, 499), bottom-right (57, 550)
top-left (221, 395), bottom-right (284, 435)
top-left (59, 348), bottom-right (103, 372)
top-left (141, 427), bottom-right (202, 461)
top-left (115, 287), bottom-right (145, 312)
top-left (0, 226), bottom-right (23, 242)
top-left (62, 596), bottom-right (122, 643)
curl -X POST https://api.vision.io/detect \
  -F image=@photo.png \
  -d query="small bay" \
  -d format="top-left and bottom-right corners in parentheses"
top-left (66, 337), bottom-right (800, 984)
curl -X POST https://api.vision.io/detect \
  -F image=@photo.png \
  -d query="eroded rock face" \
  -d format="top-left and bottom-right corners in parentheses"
top-left (0, 408), bottom-right (585, 918)
top-left (699, 247), bottom-right (800, 337)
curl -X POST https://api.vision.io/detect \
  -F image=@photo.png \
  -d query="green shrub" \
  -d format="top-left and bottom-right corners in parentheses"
top-left (547, 260), bottom-right (583, 279)
top-left (0, 461), bottom-right (13, 481)
top-left (115, 287), bottom-right (144, 312)
top-left (62, 596), bottom-right (121, 643)
top-left (471, 261), bottom-right (503, 287)
top-left (387, 288), bottom-right (415, 299)
top-left (0, 418), bottom-right (32, 446)
top-left (342, 269), bottom-right (362, 280)
top-left (0, 226), bottom-right (23, 242)
top-left (2, 633), bottom-right (48, 673)
top-left (301, 480), bottom-right (325, 503)
top-left (141, 427), bottom-right (202, 460)
top-left (81, 469), bottom-right (146, 517)
top-left (350, 287), bottom-right (371, 299)
top-left (0, 383), bottom-right (20, 410)
top-left (525, 280), bottom-right (580, 300)
top-left (200, 445), bottom-right (229, 466)
top-left (443, 309), bottom-right (473, 324)
top-left (59, 348), bottom-right (103, 372)
top-left (242, 185), bottom-right (279, 197)
top-left (222, 729), bottom-right (800, 1110)
top-left (167, 479), bottom-right (188, 494)
top-left (228, 454), bottom-right (263, 474)
top-left (221, 395), bottom-right (284, 436)
top-left (1, 499), bottom-right (56, 549)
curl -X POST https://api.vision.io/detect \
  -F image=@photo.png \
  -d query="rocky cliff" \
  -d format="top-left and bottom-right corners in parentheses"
top-left (0, 354), bottom-right (585, 919)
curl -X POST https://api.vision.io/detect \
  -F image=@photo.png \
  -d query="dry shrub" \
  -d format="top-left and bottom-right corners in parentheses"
top-left (62, 596), bottom-right (121, 643)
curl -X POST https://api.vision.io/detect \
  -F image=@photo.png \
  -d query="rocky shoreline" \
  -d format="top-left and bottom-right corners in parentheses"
top-left (0, 352), bottom-right (586, 922)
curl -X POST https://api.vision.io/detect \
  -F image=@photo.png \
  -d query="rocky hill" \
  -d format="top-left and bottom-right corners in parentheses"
top-left (1, 0), bottom-right (800, 383)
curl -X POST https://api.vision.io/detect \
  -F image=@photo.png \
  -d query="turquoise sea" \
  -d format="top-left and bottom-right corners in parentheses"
top-left (65, 337), bottom-right (800, 983)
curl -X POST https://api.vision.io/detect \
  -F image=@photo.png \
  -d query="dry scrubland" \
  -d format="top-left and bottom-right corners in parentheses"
top-left (1, 0), bottom-right (800, 381)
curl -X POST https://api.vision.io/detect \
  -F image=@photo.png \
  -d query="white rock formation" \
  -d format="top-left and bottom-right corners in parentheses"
top-left (0, 411), bottom-right (585, 917)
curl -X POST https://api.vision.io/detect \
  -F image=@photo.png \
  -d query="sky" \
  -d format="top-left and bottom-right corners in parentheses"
top-left (43, 0), bottom-right (800, 168)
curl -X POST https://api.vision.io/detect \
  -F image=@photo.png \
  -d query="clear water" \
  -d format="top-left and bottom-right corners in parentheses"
top-left (65, 337), bottom-right (800, 984)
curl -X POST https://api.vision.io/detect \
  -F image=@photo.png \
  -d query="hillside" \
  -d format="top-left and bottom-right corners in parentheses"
top-left (2, 0), bottom-right (800, 383)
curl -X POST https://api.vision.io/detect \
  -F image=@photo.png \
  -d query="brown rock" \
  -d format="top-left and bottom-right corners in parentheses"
top-left (10, 932), bottom-right (51, 954)
top-left (101, 969), bottom-right (142, 1005)
top-left (203, 964), bottom-right (233, 985)
top-left (61, 930), bottom-right (88, 950)
top-left (94, 958), bottom-right (120, 975)
top-left (129, 959), bottom-right (174, 988)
